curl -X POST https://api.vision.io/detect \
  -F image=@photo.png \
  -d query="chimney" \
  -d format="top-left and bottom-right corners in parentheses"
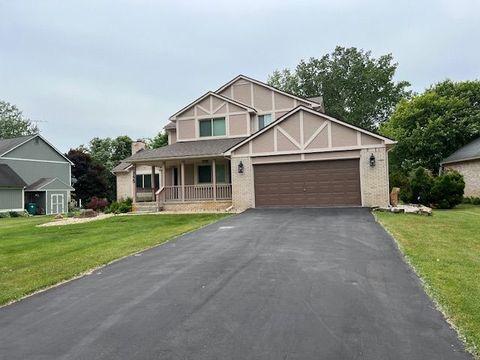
top-left (131, 139), bottom-right (146, 155)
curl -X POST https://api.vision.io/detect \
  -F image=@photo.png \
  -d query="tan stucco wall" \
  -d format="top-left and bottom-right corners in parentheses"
top-left (444, 159), bottom-right (480, 197)
top-left (359, 148), bottom-right (390, 207)
top-left (231, 157), bottom-right (254, 210)
top-left (177, 119), bottom-right (196, 140)
top-left (116, 172), bottom-right (132, 201)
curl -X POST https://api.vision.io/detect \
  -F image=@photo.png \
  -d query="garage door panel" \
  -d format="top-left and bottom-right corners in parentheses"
top-left (254, 159), bottom-right (361, 207)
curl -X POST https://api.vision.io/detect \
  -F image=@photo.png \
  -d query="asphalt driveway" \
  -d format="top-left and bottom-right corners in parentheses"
top-left (0, 208), bottom-right (471, 359)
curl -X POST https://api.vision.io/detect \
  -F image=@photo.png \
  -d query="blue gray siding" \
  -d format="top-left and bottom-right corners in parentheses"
top-left (0, 158), bottom-right (70, 185)
top-left (3, 137), bottom-right (67, 162)
top-left (0, 188), bottom-right (23, 211)
top-left (46, 190), bottom-right (68, 214)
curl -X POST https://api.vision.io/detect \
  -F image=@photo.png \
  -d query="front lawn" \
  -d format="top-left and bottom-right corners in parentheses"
top-left (0, 213), bottom-right (229, 306)
top-left (376, 205), bottom-right (480, 358)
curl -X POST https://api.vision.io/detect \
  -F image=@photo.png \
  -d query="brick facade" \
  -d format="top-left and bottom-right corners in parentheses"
top-left (163, 201), bottom-right (232, 212)
top-left (231, 157), bottom-right (255, 210)
top-left (444, 159), bottom-right (480, 197)
top-left (359, 147), bottom-right (390, 207)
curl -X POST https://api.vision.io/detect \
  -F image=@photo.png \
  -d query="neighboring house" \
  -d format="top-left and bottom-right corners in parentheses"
top-left (441, 137), bottom-right (480, 197)
top-left (0, 134), bottom-right (73, 214)
top-left (115, 74), bottom-right (395, 211)
top-left (113, 141), bottom-right (161, 201)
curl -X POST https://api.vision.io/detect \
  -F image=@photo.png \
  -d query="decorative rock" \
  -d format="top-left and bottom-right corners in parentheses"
top-left (54, 214), bottom-right (64, 220)
top-left (390, 187), bottom-right (400, 207)
top-left (79, 209), bottom-right (98, 218)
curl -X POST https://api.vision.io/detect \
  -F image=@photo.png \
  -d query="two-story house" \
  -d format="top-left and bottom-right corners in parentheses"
top-left (0, 134), bottom-right (73, 214)
top-left (115, 75), bottom-right (395, 211)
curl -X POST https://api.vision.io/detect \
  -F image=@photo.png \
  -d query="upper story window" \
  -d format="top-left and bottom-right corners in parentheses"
top-left (199, 117), bottom-right (226, 137)
top-left (258, 114), bottom-right (273, 130)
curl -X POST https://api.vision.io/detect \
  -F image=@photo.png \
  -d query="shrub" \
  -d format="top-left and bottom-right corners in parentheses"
top-left (105, 198), bottom-right (132, 214)
top-left (431, 170), bottom-right (465, 209)
top-left (86, 196), bottom-right (109, 212)
top-left (407, 167), bottom-right (434, 205)
top-left (8, 211), bottom-right (21, 218)
top-left (464, 196), bottom-right (480, 205)
top-left (0, 212), bottom-right (9, 218)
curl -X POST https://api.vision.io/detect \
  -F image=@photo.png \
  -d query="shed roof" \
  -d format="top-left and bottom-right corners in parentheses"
top-left (442, 137), bottom-right (480, 164)
top-left (25, 177), bottom-right (73, 191)
top-left (0, 164), bottom-right (27, 188)
top-left (124, 137), bottom-right (246, 162)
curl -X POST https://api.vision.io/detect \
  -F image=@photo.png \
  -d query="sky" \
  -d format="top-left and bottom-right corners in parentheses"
top-left (1, 0), bottom-right (479, 151)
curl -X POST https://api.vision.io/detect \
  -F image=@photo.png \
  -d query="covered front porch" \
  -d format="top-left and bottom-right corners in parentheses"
top-left (132, 156), bottom-right (232, 210)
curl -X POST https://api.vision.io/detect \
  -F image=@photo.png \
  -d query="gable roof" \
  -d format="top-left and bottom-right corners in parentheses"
top-left (124, 137), bottom-right (246, 162)
top-left (224, 105), bottom-right (396, 155)
top-left (169, 91), bottom-right (257, 121)
top-left (215, 74), bottom-right (322, 108)
top-left (0, 134), bottom-right (73, 165)
top-left (25, 177), bottom-right (73, 191)
top-left (0, 135), bottom-right (36, 156)
top-left (442, 137), bottom-right (480, 164)
top-left (0, 164), bottom-right (27, 188)
top-left (112, 162), bottom-right (132, 173)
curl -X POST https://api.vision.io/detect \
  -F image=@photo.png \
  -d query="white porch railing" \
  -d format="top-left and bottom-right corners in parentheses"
top-left (163, 184), bottom-right (232, 202)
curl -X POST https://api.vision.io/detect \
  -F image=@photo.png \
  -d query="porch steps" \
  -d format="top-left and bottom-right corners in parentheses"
top-left (133, 202), bottom-right (160, 213)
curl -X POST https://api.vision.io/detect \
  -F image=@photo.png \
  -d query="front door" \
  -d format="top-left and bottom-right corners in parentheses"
top-left (51, 194), bottom-right (64, 214)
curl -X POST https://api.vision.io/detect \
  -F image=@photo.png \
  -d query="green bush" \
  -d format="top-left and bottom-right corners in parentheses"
top-left (0, 212), bottom-right (9, 218)
top-left (431, 170), bottom-right (465, 209)
top-left (8, 211), bottom-right (21, 218)
top-left (105, 198), bottom-right (132, 214)
top-left (406, 167), bottom-right (434, 205)
top-left (464, 196), bottom-right (480, 205)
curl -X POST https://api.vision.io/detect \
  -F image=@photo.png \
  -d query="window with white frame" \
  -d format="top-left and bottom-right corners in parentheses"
top-left (199, 117), bottom-right (226, 137)
top-left (258, 114), bottom-right (273, 130)
top-left (135, 174), bottom-right (160, 189)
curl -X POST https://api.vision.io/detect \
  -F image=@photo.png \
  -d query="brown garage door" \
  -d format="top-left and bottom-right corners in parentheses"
top-left (254, 159), bottom-right (361, 207)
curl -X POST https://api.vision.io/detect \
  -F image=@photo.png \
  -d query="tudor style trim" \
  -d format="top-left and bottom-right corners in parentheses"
top-left (169, 91), bottom-right (257, 121)
top-left (215, 74), bottom-right (321, 108)
top-left (224, 105), bottom-right (396, 155)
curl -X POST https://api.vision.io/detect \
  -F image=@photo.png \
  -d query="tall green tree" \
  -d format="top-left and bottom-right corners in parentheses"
top-left (86, 136), bottom-right (132, 201)
top-left (147, 131), bottom-right (168, 149)
top-left (67, 148), bottom-right (110, 204)
top-left (88, 135), bottom-right (132, 171)
top-left (381, 80), bottom-right (480, 173)
top-left (268, 46), bottom-right (411, 130)
top-left (0, 100), bottom-right (38, 138)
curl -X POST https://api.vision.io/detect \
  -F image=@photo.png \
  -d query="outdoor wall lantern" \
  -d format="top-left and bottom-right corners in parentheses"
top-left (369, 153), bottom-right (376, 167)
top-left (238, 161), bottom-right (244, 174)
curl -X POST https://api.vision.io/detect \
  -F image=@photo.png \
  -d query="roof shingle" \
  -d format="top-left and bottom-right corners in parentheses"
top-left (0, 135), bottom-right (35, 156)
top-left (0, 164), bottom-right (27, 188)
top-left (125, 137), bottom-right (246, 162)
top-left (443, 137), bottom-right (480, 164)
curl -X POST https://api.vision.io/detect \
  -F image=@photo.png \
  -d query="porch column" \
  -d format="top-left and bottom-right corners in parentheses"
top-left (151, 166), bottom-right (155, 201)
top-left (212, 159), bottom-right (217, 202)
top-left (132, 163), bottom-right (137, 202)
top-left (161, 161), bottom-right (166, 204)
top-left (181, 161), bottom-right (185, 202)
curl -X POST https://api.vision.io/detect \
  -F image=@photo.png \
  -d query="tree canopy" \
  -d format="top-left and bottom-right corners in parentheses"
top-left (268, 46), bottom-right (411, 130)
top-left (381, 80), bottom-right (480, 173)
top-left (0, 100), bottom-right (38, 138)
top-left (87, 135), bottom-right (132, 171)
top-left (147, 131), bottom-right (168, 149)
top-left (67, 148), bottom-right (110, 204)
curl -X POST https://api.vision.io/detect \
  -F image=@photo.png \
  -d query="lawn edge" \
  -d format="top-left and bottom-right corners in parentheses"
top-left (372, 211), bottom-right (478, 359)
top-left (0, 213), bottom-right (233, 309)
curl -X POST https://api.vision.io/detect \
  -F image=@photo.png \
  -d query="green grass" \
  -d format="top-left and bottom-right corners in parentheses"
top-left (0, 213), bottom-right (229, 306)
top-left (376, 205), bottom-right (480, 358)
